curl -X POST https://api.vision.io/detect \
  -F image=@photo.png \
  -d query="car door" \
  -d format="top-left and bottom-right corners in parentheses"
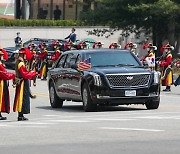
top-left (65, 54), bottom-right (82, 100)
top-left (53, 54), bottom-right (68, 99)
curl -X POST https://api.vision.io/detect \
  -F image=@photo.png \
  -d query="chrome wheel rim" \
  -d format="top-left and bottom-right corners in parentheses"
top-left (50, 86), bottom-right (55, 104)
top-left (83, 88), bottom-right (88, 106)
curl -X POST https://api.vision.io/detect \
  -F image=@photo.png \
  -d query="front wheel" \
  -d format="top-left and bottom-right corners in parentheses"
top-left (49, 82), bottom-right (63, 108)
top-left (82, 84), bottom-right (97, 112)
top-left (145, 97), bottom-right (160, 110)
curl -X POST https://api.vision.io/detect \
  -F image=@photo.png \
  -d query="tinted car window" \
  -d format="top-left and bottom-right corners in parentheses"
top-left (64, 53), bottom-right (74, 68)
top-left (85, 51), bottom-right (140, 67)
top-left (76, 54), bottom-right (82, 64)
top-left (56, 55), bottom-right (66, 68)
top-left (69, 55), bottom-right (78, 66)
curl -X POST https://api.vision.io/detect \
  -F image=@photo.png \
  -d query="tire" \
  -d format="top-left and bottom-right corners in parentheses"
top-left (145, 97), bottom-right (160, 110)
top-left (49, 82), bottom-right (63, 108)
top-left (82, 84), bottom-right (97, 112)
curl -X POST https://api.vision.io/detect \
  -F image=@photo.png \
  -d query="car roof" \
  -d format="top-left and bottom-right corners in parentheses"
top-left (62, 49), bottom-right (131, 55)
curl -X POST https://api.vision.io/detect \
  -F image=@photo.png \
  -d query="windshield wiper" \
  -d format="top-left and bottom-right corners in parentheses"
top-left (116, 64), bottom-right (135, 67)
top-left (93, 64), bottom-right (116, 67)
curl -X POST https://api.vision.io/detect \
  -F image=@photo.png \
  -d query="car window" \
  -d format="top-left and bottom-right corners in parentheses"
top-left (85, 51), bottom-right (140, 67)
top-left (64, 53), bottom-right (74, 68)
top-left (56, 55), bottom-right (66, 68)
top-left (76, 54), bottom-right (82, 64)
top-left (69, 54), bottom-right (78, 66)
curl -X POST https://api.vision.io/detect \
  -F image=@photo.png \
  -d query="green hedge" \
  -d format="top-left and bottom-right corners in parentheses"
top-left (0, 19), bottom-right (92, 27)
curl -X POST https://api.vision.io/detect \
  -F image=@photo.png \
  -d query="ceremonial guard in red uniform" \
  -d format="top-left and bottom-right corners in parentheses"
top-left (27, 44), bottom-right (37, 98)
top-left (27, 43), bottom-right (37, 72)
top-left (92, 42), bottom-right (104, 49)
top-left (77, 41), bottom-right (89, 50)
top-left (124, 42), bottom-right (137, 56)
top-left (64, 41), bottom-right (75, 51)
top-left (159, 44), bottom-right (173, 91)
top-left (109, 42), bottom-right (121, 49)
top-left (0, 49), bottom-right (15, 120)
top-left (38, 42), bottom-right (48, 80)
top-left (13, 48), bottom-right (37, 121)
top-left (51, 41), bottom-right (61, 62)
top-left (141, 43), bottom-right (156, 70)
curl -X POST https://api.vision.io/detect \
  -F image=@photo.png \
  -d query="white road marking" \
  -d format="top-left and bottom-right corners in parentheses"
top-left (16, 122), bottom-right (56, 125)
top-left (100, 127), bottom-right (165, 132)
top-left (48, 119), bottom-right (91, 123)
top-left (85, 118), bottom-right (136, 121)
top-left (134, 116), bottom-right (180, 120)
top-left (43, 111), bottom-right (180, 118)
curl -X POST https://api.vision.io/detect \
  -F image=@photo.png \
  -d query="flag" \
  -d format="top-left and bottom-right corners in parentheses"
top-left (145, 56), bottom-right (155, 67)
top-left (78, 58), bottom-right (91, 70)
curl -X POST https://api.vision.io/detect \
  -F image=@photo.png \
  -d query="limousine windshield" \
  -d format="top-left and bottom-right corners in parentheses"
top-left (85, 51), bottom-right (141, 67)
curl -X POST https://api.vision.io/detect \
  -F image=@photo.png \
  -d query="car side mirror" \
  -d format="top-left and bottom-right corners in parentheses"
top-left (71, 64), bottom-right (78, 70)
top-left (141, 61), bottom-right (148, 68)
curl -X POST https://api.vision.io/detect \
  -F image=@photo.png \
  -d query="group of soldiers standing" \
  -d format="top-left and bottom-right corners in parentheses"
top-left (0, 36), bottom-right (179, 121)
top-left (91, 40), bottom-right (179, 92)
top-left (0, 40), bottom-right (62, 121)
top-left (122, 41), bottom-right (179, 92)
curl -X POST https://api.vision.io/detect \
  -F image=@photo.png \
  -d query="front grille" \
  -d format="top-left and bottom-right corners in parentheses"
top-left (106, 73), bottom-right (151, 87)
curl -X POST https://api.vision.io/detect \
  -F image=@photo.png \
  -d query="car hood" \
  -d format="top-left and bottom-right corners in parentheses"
top-left (90, 66), bottom-right (151, 75)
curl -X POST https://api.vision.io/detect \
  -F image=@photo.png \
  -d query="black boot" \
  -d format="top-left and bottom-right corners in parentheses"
top-left (30, 92), bottom-right (36, 99)
top-left (18, 113), bottom-right (28, 121)
top-left (163, 86), bottom-right (171, 92)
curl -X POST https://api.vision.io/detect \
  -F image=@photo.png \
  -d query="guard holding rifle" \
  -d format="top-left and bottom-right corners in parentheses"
top-left (158, 43), bottom-right (173, 92)
top-left (38, 42), bottom-right (48, 80)
top-left (0, 48), bottom-right (15, 120)
top-left (13, 47), bottom-right (37, 121)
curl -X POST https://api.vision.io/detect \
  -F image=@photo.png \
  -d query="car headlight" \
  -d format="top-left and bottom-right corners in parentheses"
top-left (90, 72), bottom-right (102, 86)
top-left (153, 71), bottom-right (161, 84)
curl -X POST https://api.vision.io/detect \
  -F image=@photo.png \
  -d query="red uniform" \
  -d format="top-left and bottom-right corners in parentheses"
top-left (92, 42), bottom-right (103, 49)
top-left (159, 52), bottom-right (173, 86)
top-left (13, 57), bottom-right (37, 114)
top-left (51, 49), bottom-right (61, 61)
top-left (0, 62), bottom-right (15, 113)
top-left (38, 49), bottom-right (48, 80)
top-left (109, 43), bottom-right (120, 49)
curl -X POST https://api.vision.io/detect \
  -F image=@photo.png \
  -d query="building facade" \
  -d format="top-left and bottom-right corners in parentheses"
top-left (15, 0), bottom-right (95, 20)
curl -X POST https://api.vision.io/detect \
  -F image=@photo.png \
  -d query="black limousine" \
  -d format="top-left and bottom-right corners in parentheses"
top-left (47, 49), bottom-right (160, 111)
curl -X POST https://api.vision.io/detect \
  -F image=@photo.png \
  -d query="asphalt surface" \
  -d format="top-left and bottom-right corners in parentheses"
top-left (0, 78), bottom-right (180, 154)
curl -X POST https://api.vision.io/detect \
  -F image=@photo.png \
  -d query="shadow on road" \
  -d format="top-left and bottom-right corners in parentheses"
top-left (36, 104), bottom-right (146, 113)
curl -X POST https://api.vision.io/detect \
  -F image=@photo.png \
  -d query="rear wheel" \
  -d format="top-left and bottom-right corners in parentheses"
top-left (49, 82), bottom-right (63, 108)
top-left (145, 97), bottom-right (160, 109)
top-left (82, 84), bottom-right (97, 112)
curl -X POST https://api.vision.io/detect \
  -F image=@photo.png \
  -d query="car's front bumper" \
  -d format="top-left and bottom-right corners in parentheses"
top-left (89, 84), bottom-right (160, 105)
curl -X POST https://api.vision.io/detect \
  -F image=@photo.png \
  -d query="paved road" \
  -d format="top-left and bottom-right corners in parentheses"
top-left (0, 79), bottom-right (180, 154)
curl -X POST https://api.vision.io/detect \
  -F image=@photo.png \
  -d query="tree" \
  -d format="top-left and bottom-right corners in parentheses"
top-left (80, 0), bottom-right (180, 57)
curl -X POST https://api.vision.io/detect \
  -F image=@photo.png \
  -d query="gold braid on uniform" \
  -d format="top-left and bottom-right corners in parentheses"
top-left (13, 57), bottom-right (24, 87)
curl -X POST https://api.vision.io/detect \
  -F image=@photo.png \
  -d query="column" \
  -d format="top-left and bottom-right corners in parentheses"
top-left (15, 0), bottom-right (21, 19)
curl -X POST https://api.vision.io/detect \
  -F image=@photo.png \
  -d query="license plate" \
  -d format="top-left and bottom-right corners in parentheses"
top-left (125, 90), bottom-right (136, 96)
